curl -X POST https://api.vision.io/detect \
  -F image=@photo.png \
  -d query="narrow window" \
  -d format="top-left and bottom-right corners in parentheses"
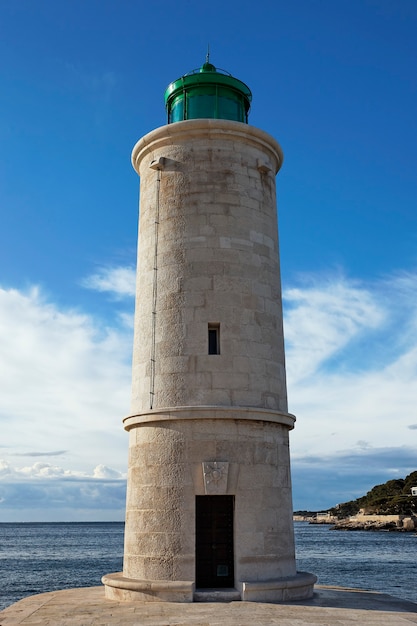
top-left (208, 323), bottom-right (220, 355)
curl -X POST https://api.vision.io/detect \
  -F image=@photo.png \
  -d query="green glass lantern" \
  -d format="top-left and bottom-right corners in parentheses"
top-left (164, 59), bottom-right (252, 124)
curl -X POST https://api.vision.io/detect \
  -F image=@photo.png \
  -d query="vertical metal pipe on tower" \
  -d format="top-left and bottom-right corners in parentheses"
top-left (102, 60), bottom-right (316, 603)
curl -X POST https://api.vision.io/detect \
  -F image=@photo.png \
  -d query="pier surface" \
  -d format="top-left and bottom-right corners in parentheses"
top-left (1, 585), bottom-right (417, 625)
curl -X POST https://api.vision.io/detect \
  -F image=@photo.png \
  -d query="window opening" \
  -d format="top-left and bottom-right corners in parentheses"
top-left (208, 324), bottom-right (220, 355)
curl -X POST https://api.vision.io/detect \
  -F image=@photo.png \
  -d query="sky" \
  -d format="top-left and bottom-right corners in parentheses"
top-left (1, 0), bottom-right (416, 521)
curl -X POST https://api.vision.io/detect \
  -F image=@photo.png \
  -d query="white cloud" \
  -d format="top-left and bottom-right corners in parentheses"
top-left (0, 460), bottom-right (13, 477)
top-left (93, 464), bottom-right (125, 479)
top-left (283, 274), bottom-right (385, 382)
top-left (0, 459), bottom-right (125, 481)
top-left (81, 266), bottom-right (136, 298)
top-left (0, 285), bottom-right (131, 478)
top-left (14, 450), bottom-right (68, 457)
top-left (0, 459), bottom-right (127, 520)
top-left (285, 273), bottom-right (417, 466)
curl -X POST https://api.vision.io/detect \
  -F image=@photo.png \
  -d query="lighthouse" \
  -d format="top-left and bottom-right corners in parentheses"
top-left (103, 59), bottom-right (316, 603)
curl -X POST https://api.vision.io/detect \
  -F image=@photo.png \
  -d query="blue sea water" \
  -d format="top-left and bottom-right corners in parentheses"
top-left (0, 521), bottom-right (416, 611)
top-left (0, 522), bottom-right (123, 611)
top-left (294, 521), bottom-right (417, 605)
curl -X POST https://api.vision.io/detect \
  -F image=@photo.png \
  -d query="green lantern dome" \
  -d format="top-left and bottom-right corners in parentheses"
top-left (164, 59), bottom-right (252, 124)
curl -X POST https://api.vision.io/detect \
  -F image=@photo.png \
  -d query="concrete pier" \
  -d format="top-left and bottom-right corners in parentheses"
top-left (1, 585), bottom-right (417, 625)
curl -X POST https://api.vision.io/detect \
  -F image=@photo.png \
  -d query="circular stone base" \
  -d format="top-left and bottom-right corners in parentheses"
top-left (102, 573), bottom-right (194, 602)
top-left (102, 571), bottom-right (317, 603)
top-left (241, 572), bottom-right (318, 602)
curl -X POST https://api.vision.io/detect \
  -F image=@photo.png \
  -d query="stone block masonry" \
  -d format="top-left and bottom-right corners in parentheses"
top-left (103, 119), bottom-right (316, 602)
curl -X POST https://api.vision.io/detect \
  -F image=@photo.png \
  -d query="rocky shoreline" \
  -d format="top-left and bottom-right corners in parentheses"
top-left (329, 516), bottom-right (417, 532)
top-left (295, 513), bottom-right (417, 532)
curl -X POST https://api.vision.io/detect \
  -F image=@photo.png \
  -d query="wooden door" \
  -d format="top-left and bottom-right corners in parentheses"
top-left (195, 495), bottom-right (234, 588)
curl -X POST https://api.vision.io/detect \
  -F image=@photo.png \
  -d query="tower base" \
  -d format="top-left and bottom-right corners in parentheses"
top-left (102, 573), bottom-right (194, 602)
top-left (240, 572), bottom-right (317, 602)
top-left (102, 571), bottom-right (317, 603)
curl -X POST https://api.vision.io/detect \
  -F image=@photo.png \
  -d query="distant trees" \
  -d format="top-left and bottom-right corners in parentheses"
top-left (404, 471), bottom-right (417, 493)
top-left (328, 471), bottom-right (417, 518)
top-left (331, 499), bottom-right (364, 519)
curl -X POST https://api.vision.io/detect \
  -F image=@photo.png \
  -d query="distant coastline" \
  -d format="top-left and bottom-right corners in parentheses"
top-left (294, 471), bottom-right (417, 531)
top-left (294, 513), bottom-right (417, 532)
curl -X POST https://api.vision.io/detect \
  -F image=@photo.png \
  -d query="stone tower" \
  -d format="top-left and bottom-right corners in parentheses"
top-left (103, 60), bottom-right (316, 603)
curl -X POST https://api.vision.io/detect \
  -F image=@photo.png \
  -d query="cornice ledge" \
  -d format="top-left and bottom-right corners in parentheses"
top-left (123, 405), bottom-right (295, 431)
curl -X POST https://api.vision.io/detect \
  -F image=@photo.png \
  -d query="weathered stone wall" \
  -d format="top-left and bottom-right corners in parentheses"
top-left (130, 120), bottom-right (287, 414)
top-left (352, 514), bottom-right (405, 523)
top-left (104, 120), bottom-right (317, 603)
top-left (123, 417), bottom-right (296, 585)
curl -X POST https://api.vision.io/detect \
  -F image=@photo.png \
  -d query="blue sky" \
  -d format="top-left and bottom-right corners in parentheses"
top-left (1, 0), bottom-right (417, 521)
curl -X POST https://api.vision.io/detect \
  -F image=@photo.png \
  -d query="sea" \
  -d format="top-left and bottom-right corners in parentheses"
top-left (0, 521), bottom-right (416, 611)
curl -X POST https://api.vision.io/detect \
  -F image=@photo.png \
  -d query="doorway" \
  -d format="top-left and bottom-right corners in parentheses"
top-left (195, 495), bottom-right (234, 588)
